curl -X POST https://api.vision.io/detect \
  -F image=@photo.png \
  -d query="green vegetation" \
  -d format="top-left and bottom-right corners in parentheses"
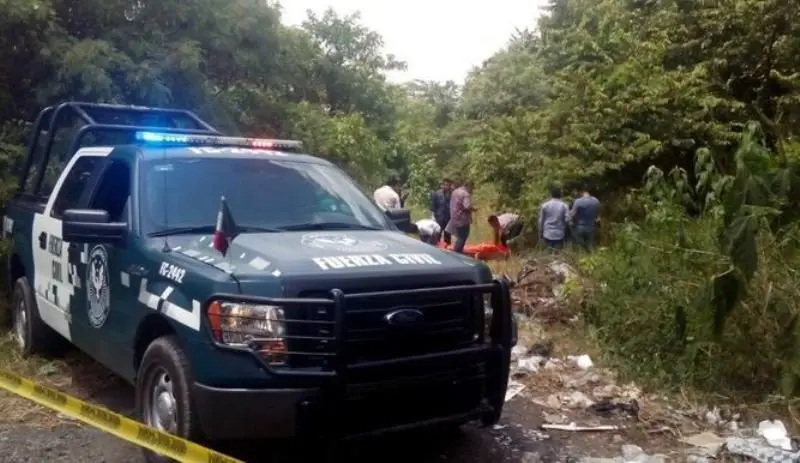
top-left (1, 0), bottom-right (800, 403)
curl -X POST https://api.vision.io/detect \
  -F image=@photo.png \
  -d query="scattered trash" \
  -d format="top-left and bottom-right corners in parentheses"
top-left (580, 444), bottom-right (669, 463)
top-left (510, 257), bottom-right (579, 324)
top-left (521, 429), bottom-right (551, 441)
top-left (757, 419), bottom-right (793, 451)
top-left (506, 256), bottom-right (800, 462)
top-left (621, 444), bottom-right (649, 462)
top-left (704, 407), bottom-right (722, 426)
top-left (567, 354), bottom-right (593, 370)
top-left (542, 411), bottom-right (569, 424)
top-left (563, 391), bottom-right (596, 408)
top-left (565, 371), bottom-right (604, 389)
top-left (724, 436), bottom-right (800, 462)
top-left (516, 355), bottom-right (548, 375)
top-left (505, 380), bottom-right (526, 402)
top-left (681, 431), bottom-right (726, 457)
top-left (677, 420), bottom-right (800, 462)
top-left (588, 400), bottom-right (639, 419)
top-left (512, 351), bottom-right (594, 377)
top-left (529, 341), bottom-right (554, 357)
top-left (548, 261), bottom-right (578, 283)
top-left (541, 422), bottom-right (620, 432)
top-left (511, 344), bottom-right (529, 361)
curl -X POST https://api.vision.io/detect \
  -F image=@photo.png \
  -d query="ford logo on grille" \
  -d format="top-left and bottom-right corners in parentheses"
top-left (384, 307), bottom-right (425, 328)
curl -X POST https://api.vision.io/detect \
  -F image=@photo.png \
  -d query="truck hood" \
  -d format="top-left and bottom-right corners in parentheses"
top-left (165, 230), bottom-right (482, 282)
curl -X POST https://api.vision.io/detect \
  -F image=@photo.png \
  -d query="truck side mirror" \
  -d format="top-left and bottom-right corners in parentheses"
top-left (385, 208), bottom-right (414, 233)
top-left (63, 208), bottom-right (127, 244)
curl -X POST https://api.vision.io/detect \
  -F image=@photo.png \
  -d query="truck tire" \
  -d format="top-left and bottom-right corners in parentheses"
top-left (11, 276), bottom-right (61, 357)
top-left (481, 348), bottom-right (511, 427)
top-left (136, 335), bottom-right (202, 463)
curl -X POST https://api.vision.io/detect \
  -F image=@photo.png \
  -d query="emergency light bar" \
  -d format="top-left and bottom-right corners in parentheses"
top-left (134, 131), bottom-right (303, 150)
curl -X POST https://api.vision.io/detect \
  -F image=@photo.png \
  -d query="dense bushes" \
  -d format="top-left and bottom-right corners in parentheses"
top-left (579, 128), bottom-right (800, 398)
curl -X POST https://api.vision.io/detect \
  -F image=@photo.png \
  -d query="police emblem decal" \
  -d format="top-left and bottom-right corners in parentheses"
top-left (86, 245), bottom-right (111, 328)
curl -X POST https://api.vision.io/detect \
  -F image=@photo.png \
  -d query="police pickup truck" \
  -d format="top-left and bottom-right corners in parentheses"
top-left (4, 102), bottom-right (514, 461)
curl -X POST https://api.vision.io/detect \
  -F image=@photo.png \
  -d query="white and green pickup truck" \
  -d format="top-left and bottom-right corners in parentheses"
top-left (3, 102), bottom-right (515, 461)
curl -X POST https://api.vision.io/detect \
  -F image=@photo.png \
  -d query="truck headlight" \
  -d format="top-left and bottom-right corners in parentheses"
top-left (207, 301), bottom-right (287, 365)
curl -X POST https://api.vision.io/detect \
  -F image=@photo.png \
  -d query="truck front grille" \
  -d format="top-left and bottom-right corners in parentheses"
top-left (289, 282), bottom-right (480, 369)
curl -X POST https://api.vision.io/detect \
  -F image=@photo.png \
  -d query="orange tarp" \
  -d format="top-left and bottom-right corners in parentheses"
top-left (434, 222), bottom-right (514, 261)
top-left (437, 241), bottom-right (509, 261)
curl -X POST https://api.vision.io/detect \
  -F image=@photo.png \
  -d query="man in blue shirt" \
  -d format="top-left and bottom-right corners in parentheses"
top-left (538, 186), bottom-right (569, 250)
top-left (429, 178), bottom-right (453, 244)
top-left (570, 184), bottom-right (601, 251)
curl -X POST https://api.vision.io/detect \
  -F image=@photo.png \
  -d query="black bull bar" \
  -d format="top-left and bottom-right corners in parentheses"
top-left (208, 278), bottom-right (514, 438)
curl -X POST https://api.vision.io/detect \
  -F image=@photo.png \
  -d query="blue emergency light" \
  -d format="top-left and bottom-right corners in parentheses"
top-left (134, 131), bottom-right (303, 150)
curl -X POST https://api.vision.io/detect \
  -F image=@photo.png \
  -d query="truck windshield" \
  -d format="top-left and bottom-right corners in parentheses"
top-left (140, 156), bottom-right (392, 235)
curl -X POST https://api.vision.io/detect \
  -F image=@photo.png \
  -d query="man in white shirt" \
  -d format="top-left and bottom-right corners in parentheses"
top-left (488, 212), bottom-right (524, 246)
top-left (415, 218), bottom-right (442, 245)
top-left (373, 178), bottom-right (401, 211)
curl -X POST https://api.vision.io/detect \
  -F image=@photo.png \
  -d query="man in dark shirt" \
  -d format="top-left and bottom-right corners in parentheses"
top-left (429, 178), bottom-right (453, 245)
top-left (570, 184), bottom-right (601, 251)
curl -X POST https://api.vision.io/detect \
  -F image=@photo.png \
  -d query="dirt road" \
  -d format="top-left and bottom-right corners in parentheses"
top-left (0, 387), bottom-right (566, 463)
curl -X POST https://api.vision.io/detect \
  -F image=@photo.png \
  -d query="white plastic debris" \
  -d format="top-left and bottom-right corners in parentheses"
top-left (704, 407), bottom-right (722, 426)
top-left (505, 380), bottom-right (526, 402)
top-left (517, 355), bottom-right (547, 373)
top-left (511, 344), bottom-right (528, 361)
top-left (548, 261), bottom-right (578, 281)
top-left (757, 419), bottom-right (793, 450)
top-left (567, 354), bottom-right (594, 370)
top-left (621, 444), bottom-right (646, 461)
top-left (725, 436), bottom-right (800, 462)
top-left (542, 422), bottom-right (620, 432)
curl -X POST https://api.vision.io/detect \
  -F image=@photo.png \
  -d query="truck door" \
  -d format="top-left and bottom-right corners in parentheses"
top-left (34, 155), bottom-right (106, 347)
top-left (78, 158), bottom-right (137, 374)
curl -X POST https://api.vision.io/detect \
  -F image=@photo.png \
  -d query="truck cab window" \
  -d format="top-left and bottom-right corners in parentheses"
top-left (50, 156), bottom-right (104, 219)
top-left (39, 118), bottom-right (88, 197)
top-left (89, 160), bottom-right (131, 223)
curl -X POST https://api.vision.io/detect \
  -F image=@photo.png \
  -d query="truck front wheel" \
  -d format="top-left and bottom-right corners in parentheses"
top-left (136, 335), bottom-right (203, 463)
top-left (11, 276), bottom-right (60, 357)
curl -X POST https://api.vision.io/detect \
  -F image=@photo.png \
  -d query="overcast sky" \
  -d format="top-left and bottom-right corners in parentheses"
top-left (278, 0), bottom-right (548, 84)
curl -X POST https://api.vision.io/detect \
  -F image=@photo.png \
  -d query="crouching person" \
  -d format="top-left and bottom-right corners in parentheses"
top-left (488, 213), bottom-right (524, 247)
top-left (416, 218), bottom-right (442, 245)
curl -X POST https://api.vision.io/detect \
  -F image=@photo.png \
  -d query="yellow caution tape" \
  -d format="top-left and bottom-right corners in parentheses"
top-left (0, 370), bottom-right (243, 463)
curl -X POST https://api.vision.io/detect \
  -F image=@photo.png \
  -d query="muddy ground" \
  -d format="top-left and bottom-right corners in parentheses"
top-left (0, 389), bottom-right (565, 463)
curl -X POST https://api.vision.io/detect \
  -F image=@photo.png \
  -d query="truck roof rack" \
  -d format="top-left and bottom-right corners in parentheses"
top-left (21, 102), bottom-right (220, 196)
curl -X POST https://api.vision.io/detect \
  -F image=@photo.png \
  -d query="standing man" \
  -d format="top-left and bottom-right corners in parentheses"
top-left (538, 186), bottom-right (569, 251)
top-left (446, 180), bottom-right (476, 254)
top-left (429, 178), bottom-right (453, 245)
top-left (570, 184), bottom-right (601, 251)
top-left (373, 177), bottom-right (402, 212)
